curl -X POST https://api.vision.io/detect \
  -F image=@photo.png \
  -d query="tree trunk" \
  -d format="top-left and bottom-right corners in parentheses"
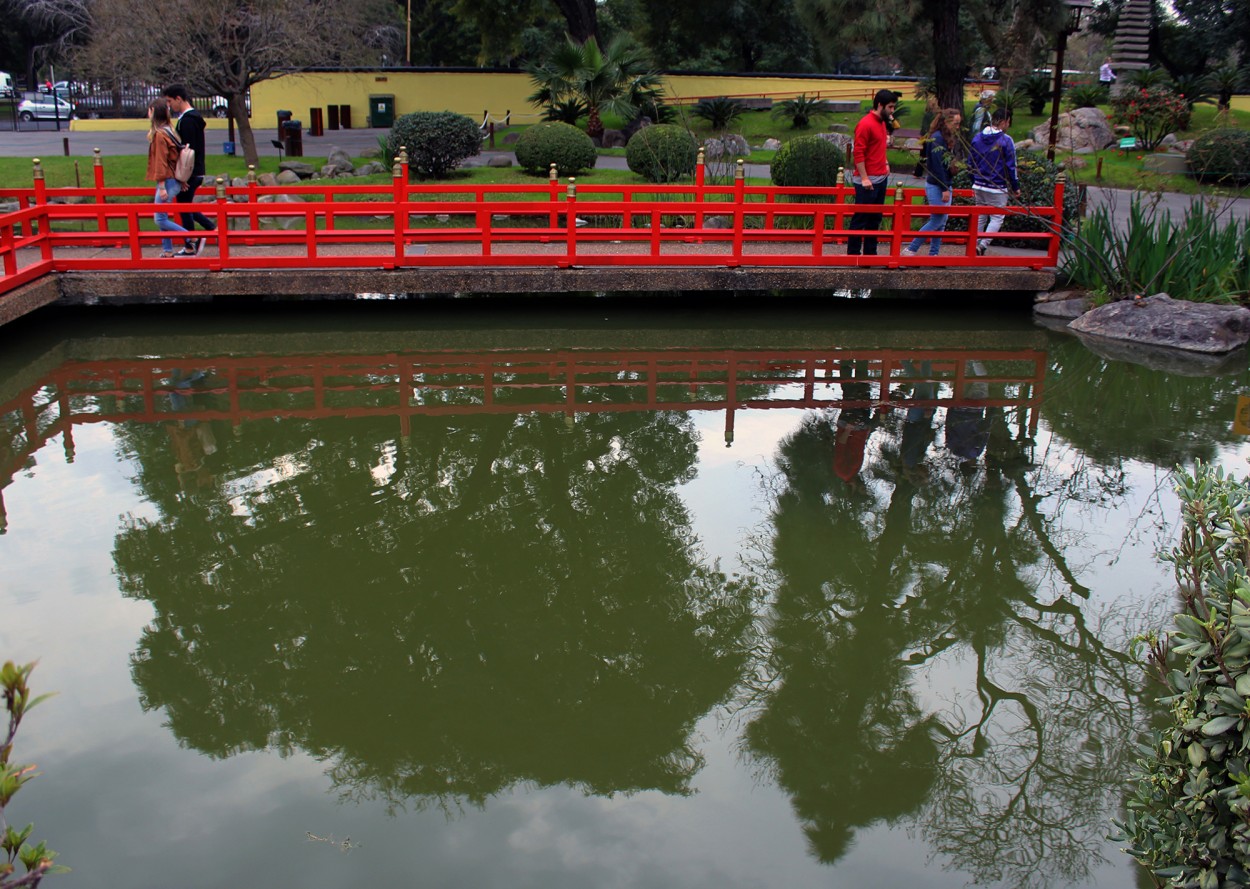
top-left (551, 0), bottom-right (597, 43)
top-left (586, 105), bottom-right (603, 140)
top-left (925, 0), bottom-right (968, 111)
top-left (231, 92), bottom-right (258, 167)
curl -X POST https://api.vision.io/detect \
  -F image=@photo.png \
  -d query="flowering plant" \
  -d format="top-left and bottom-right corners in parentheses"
top-left (1111, 86), bottom-right (1190, 150)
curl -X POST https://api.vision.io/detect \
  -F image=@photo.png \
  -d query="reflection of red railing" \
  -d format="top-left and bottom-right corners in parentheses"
top-left (0, 346), bottom-right (1047, 524)
top-left (0, 153), bottom-right (1065, 296)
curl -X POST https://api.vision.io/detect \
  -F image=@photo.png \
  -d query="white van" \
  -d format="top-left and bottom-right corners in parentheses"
top-left (0, 72), bottom-right (14, 99)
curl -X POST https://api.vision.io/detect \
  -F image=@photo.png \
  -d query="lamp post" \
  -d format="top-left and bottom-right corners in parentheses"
top-left (1046, 0), bottom-right (1093, 161)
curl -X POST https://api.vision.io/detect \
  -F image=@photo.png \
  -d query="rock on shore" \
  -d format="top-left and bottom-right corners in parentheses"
top-left (1067, 293), bottom-right (1250, 354)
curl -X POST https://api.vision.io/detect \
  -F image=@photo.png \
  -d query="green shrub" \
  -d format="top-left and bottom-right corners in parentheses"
top-left (542, 99), bottom-right (588, 125)
top-left (693, 97), bottom-right (745, 131)
top-left (625, 124), bottom-right (698, 183)
top-left (1111, 86), bottom-right (1190, 150)
top-left (1115, 463), bottom-right (1250, 887)
top-left (386, 111), bottom-right (482, 179)
top-left (770, 135), bottom-right (842, 187)
top-left (1064, 83), bottom-right (1105, 109)
top-left (1187, 128), bottom-right (1250, 186)
top-left (771, 94), bottom-right (834, 129)
top-left (1020, 74), bottom-right (1052, 115)
top-left (514, 121), bottom-right (598, 176)
top-left (993, 87), bottom-right (1025, 117)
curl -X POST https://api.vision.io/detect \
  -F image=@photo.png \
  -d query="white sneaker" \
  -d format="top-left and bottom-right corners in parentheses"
top-left (900, 247), bottom-right (918, 257)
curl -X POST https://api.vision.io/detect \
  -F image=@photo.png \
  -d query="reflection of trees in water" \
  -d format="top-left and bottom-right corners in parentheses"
top-left (114, 405), bottom-right (755, 808)
top-left (746, 394), bottom-right (1152, 887)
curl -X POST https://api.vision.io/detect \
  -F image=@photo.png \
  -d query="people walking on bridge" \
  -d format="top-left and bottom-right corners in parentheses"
top-left (145, 98), bottom-right (190, 258)
top-left (162, 85), bottom-right (216, 256)
top-left (847, 89), bottom-right (897, 257)
top-left (969, 108), bottom-right (1020, 256)
top-left (902, 107), bottom-right (962, 258)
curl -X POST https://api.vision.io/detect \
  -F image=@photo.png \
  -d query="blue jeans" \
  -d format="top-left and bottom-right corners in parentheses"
top-left (154, 178), bottom-right (189, 252)
top-left (907, 183), bottom-right (952, 256)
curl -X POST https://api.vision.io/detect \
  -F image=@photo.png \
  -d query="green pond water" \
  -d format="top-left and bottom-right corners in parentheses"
top-left (1, 299), bottom-right (1247, 889)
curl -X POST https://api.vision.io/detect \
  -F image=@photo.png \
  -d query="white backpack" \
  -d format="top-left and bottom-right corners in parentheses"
top-left (165, 126), bottom-right (195, 183)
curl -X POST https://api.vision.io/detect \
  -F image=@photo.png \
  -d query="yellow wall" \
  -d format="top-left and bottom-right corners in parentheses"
top-left (69, 69), bottom-right (1250, 131)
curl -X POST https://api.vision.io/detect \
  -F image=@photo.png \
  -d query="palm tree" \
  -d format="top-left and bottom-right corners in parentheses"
top-left (526, 34), bottom-right (663, 140)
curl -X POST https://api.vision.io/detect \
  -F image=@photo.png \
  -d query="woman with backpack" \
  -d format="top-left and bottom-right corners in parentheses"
top-left (145, 97), bottom-right (189, 258)
top-left (901, 108), bottom-right (962, 258)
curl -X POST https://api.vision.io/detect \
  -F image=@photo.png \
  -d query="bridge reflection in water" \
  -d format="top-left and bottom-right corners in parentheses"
top-left (0, 344), bottom-right (1045, 527)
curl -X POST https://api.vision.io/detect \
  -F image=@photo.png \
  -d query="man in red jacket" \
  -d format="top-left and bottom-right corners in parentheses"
top-left (847, 89), bottom-right (897, 256)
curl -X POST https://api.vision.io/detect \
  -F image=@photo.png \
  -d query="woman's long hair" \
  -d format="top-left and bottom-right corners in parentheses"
top-left (148, 97), bottom-right (172, 142)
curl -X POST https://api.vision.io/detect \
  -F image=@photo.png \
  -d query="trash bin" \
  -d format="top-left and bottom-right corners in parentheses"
top-left (222, 140), bottom-right (236, 157)
top-left (368, 94), bottom-right (395, 129)
top-left (282, 119), bottom-right (303, 157)
top-left (309, 107), bottom-right (324, 137)
top-left (339, 104), bottom-right (352, 129)
top-left (327, 105), bottom-right (340, 130)
top-left (276, 109), bottom-right (292, 139)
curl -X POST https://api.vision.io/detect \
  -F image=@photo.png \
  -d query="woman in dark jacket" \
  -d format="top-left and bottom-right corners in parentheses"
top-left (902, 108), bottom-right (962, 258)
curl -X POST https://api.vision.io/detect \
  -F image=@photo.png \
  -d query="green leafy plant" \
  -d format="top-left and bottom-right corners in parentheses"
top-left (993, 86), bottom-right (1025, 116)
top-left (624, 124), bottom-right (698, 183)
top-left (514, 121), bottom-right (598, 176)
top-left (1170, 73), bottom-right (1214, 110)
top-left (1114, 464), bottom-right (1250, 888)
top-left (1111, 86), bottom-right (1190, 150)
top-left (1, 661), bottom-right (65, 889)
top-left (1020, 74), bottom-right (1053, 115)
top-left (386, 111), bottom-right (482, 179)
top-left (541, 98), bottom-right (589, 125)
top-left (692, 97), bottom-right (745, 131)
top-left (525, 34), bottom-right (663, 140)
top-left (1205, 64), bottom-right (1249, 113)
top-left (1126, 66), bottom-right (1173, 90)
top-left (1187, 128), bottom-right (1250, 186)
top-left (1059, 195), bottom-right (1250, 302)
top-left (771, 94), bottom-right (834, 130)
top-left (769, 135), bottom-right (842, 187)
top-left (1064, 83), bottom-right (1106, 110)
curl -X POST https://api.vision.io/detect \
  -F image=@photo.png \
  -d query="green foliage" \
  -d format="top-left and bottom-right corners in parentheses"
top-left (525, 34), bottom-right (664, 138)
top-left (1, 661), bottom-right (65, 888)
top-left (514, 121), bottom-right (598, 176)
top-left (769, 135), bottom-right (842, 187)
top-left (692, 97), bottom-right (745, 131)
top-left (771, 94), bottom-right (834, 129)
top-left (1064, 83), bottom-right (1106, 110)
top-left (1187, 128), bottom-right (1250, 186)
top-left (1115, 464), bottom-right (1250, 887)
top-left (1205, 63), bottom-right (1249, 111)
top-left (1112, 86), bottom-right (1191, 151)
top-left (1126, 67), bottom-right (1173, 90)
top-left (386, 111), bottom-right (482, 179)
top-left (1170, 72), bottom-right (1214, 110)
top-left (542, 99), bottom-right (589, 125)
top-left (1059, 196), bottom-right (1250, 302)
top-left (625, 124), bottom-right (698, 183)
top-left (1020, 74), bottom-right (1053, 115)
top-left (993, 86), bottom-right (1025, 116)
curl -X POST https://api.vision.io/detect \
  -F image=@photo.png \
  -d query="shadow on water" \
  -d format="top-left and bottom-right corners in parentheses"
top-left (0, 294), bottom-right (1246, 886)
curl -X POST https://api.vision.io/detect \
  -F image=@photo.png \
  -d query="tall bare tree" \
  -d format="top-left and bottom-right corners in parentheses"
top-left (81, 0), bottom-right (387, 165)
top-left (0, 0), bottom-right (92, 87)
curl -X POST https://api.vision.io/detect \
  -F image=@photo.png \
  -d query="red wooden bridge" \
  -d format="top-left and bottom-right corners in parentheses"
top-left (0, 151), bottom-right (1063, 316)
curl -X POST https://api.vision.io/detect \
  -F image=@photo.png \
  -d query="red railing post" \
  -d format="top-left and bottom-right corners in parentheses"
top-left (478, 187), bottom-right (492, 257)
top-left (1048, 172), bottom-right (1066, 266)
top-left (548, 163), bottom-right (559, 237)
top-left (392, 149), bottom-right (405, 265)
top-left (731, 159), bottom-right (745, 266)
top-left (246, 165), bottom-right (259, 236)
top-left (32, 159), bottom-right (51, 262)
top-left (213, 176), bottom-right (229, 265)
top-left (92, 147), bottom-right (107, 237)
top-left (565, 177), bottom-right (577, 265)
top-left (694, 147), bottom-right (705, 231)
top-left (890, 182), bottom-right (906, 258)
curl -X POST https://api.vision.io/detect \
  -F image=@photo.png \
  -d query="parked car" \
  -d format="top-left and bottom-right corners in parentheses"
top-left (0, 72), bottom-right (14, 99)
top-left (17, 95), bottom-right (74, 121)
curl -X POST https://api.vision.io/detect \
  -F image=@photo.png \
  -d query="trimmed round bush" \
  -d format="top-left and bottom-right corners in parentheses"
top-left (386, 111), bottom-right (482, 179)
top-left (770, 136), bottom-right (842, 187)
top-left (1187, 128), bottom-right (1250, 186)
top-left (625, 125), bottom-right (698, 183)
top-left (514, 122), bottom-right (598, 176)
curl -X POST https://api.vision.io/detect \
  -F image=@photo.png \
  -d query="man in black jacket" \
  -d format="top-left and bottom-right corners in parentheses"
top-left (162, 84), bottom-right (216, 256)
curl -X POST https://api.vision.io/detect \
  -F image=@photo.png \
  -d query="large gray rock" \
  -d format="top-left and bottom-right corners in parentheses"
top-left (1068, 293), bottom-right (1250, 354)
top-left (275, 169), bottom-right (302, 185)
top-left (703, 134), bottom-right (750, 159)
top-left (325, 147), bottom-right (355, 175)
top-left (1030, 107), bottom-right (1116, 153)
top-left (817, 132), bottom-right (853, 153)
top-left (278, 161), bottom-right (316, 178)
top-left (600, 129), bottom-right (628, 149)
top-left (1034, 296), bottom-right (1090, 319)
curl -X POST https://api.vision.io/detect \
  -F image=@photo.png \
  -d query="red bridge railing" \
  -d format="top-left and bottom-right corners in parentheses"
top-left (0, 150), bottom-right (1066, 296)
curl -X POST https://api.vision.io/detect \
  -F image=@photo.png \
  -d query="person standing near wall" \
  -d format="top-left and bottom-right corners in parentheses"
top-left (969, 108), bottom-right (1020, 256)
top-left (847, 89), bottom-right (896, 257)
top-left (163, 84), bottom-right (217, 256)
